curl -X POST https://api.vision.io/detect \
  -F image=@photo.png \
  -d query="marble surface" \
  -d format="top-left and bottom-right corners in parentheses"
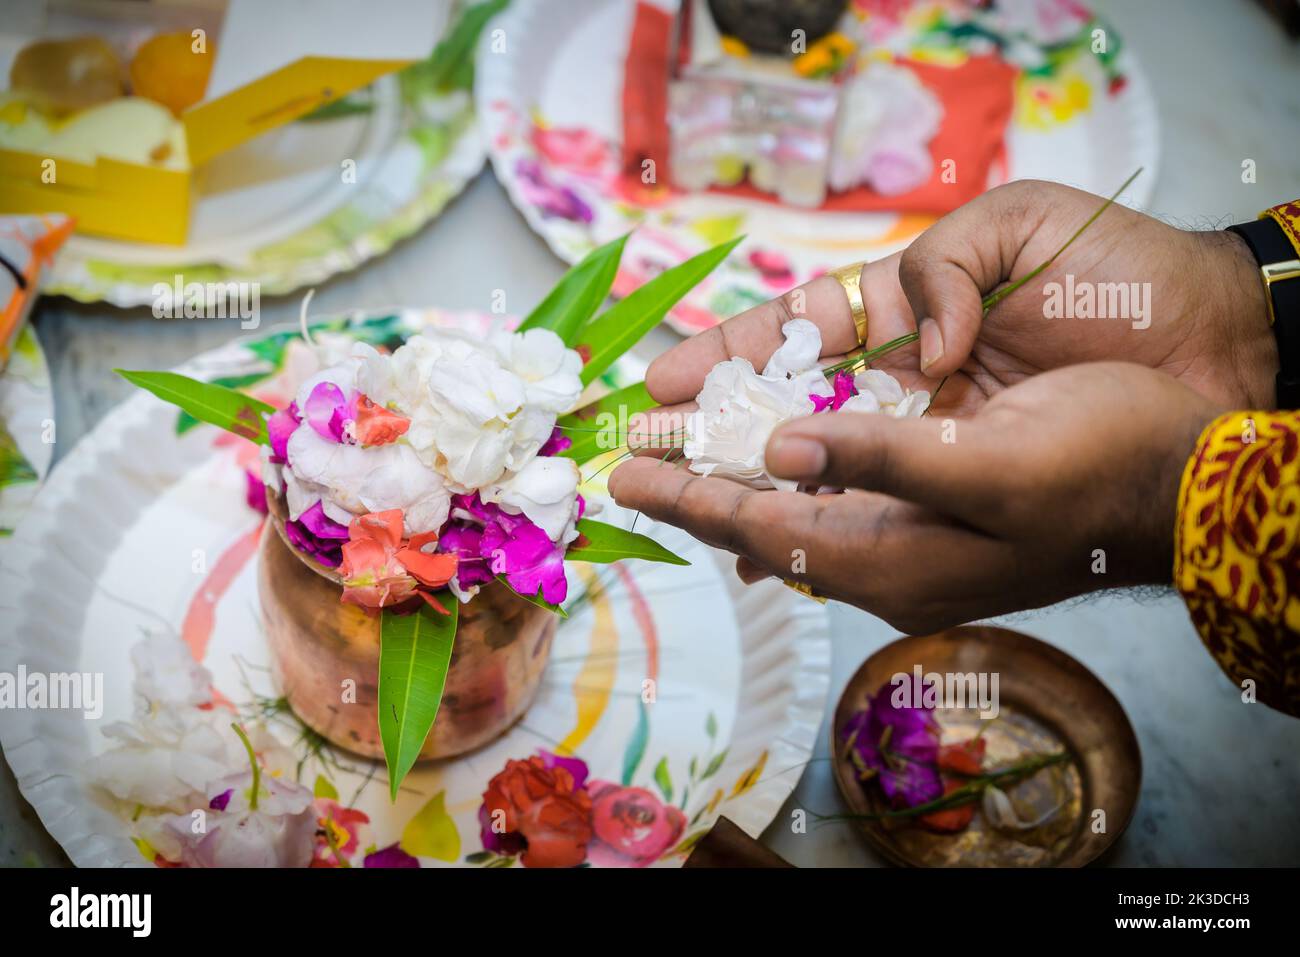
top-left (3, 0), bottom-right (1299, 868)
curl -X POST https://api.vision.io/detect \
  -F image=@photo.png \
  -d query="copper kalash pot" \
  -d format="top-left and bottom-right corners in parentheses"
top-left (259, 492), bottom-right (557, 760)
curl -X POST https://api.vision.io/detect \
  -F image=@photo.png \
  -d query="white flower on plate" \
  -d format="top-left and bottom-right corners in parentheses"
top-left (684, 319), bottom-right (832, 491)
top-left (840, 369), bottom-right (930, 418)
top-left (130, 631), bottom-right (213, 710)
top-left (138, 772), bottom-right (317, 868)
top-left (483, 454), bottom-right (582, 544)
top-left (91, 632), bottom-right (234, 812)
top-left (95, 707), bottom-right (237, 813)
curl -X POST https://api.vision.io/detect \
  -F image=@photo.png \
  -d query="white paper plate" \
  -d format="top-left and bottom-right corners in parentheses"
top-left (477, 0), bottom-right (1159, 334)
top-left (0, 309), bottom-right (830, 867)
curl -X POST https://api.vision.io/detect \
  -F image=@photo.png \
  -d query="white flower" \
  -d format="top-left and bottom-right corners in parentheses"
top-left (483, 455), bottom-right (582, 543)
top-left (130, 632), bottom-right (213, 710)
top-left (95, 708), bottom-right (237, 813)
top-left (491, 327), bottom-right (584, 413)
top-left (762, 318), bottom-right (823, 380)
top-left (92, 633), bottom-right (235, 812)
top-left (840, 369), bottom-right (930, 418)
top-left (285, 426), bottom-right (450, 536)
top-left (139, 773), bottom-right (317, 868)
top-left (386, 327), bottom-right (582, 489)
top-left (685, 320), bottom-right (830, 491)
top-left (684, 320), bottom-right (928, 489)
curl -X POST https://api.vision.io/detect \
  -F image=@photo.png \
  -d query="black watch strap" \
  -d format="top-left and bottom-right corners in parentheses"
top-left (1227, 215), bottom-right (1300, 409)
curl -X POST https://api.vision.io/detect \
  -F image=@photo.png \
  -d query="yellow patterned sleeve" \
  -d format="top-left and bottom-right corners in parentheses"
top-left (1174, 411), bottom-right (1300, 715)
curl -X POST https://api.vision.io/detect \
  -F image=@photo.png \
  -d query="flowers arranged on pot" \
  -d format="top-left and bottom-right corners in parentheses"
top-left (839, 684), bottom-right (1070, 835)
top-left (118, 232), bottom-right (741, 799)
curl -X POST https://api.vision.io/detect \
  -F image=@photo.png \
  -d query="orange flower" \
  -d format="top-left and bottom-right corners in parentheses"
top-left (395, 530), bottom-right (458, 589)
top-left (354, 394), bottom-right (410, 447)
top-left (340, 510), bottom-right (416, 609)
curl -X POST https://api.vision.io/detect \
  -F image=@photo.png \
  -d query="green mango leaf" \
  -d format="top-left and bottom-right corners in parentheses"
top-left (565, 519), bottom-right (689, 566)
top-left (313, 774), bottom-right (339, 800)
top-left (117, 370), bottom-right (274, 445)
top-left (401, 790), bottom-right (461, 861)
top-left (556, 381), bottom-right (653, 464)
top-left (517, 233), bottom-right (629, 345)
top-left (653, 757), bottom-right (673, 803)
top-left (0, 420), bottom-right (38, 487)
top-left (379, 601), bottom-right (458, 801)
top-left (705, 711), bottom-right (718, 739)
top-left (174, 371), bottom-right (271, 434)
top-left (497, 575), bottom-right (567, 618)
top-left (575, 236), bottom-right (744, 386)
top-left (409, 0), bottom-right (510, 94)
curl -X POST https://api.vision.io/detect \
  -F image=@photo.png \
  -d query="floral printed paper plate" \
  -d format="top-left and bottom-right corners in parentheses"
top-left (43, 67), bottom-right (485, 307)
top-left (0, 308), bottom-right (830, 868)
top-left (476, 0), bottom-right (1158, 335)
top-left (0, 327), bottom-right (54, 536)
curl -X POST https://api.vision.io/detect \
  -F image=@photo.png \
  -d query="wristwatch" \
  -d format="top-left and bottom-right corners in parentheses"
top-left (1227, 202), bottom-right (1300, 409)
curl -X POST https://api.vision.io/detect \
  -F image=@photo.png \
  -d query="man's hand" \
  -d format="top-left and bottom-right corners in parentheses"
top-left (609, 363), bottom-right (1224, 634)
top-left (639, 180), bottom-right (1275, 424)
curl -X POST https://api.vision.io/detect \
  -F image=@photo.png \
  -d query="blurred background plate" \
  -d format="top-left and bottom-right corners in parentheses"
top-left (0, 327), bottom-right (53, 536)
top-left (831, 625), bottom-right (1141, 867)
top-left (477, 0), bottom-right (1158, 335)
top-left (44, 71), bottom-right (486, 307)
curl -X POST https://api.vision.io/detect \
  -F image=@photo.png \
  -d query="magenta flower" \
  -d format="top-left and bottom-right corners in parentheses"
top-left (304, 381), bottom-right (354, 444)
top-left (538, 749), bottom-right (589, 790)
top-left (810, 371), bottom-right (858, 413)
top-left (363, 843), bottom-right (420, 868)
top-left (484, 519), bottom-right (568, 605)
top-left (539, 426), bottom-right (573, 457)
top-left (266, 401), bottom-right (300, 462)
top-left (841, 687), bottom-right (942, 807)
top-left (438, 523), bottom-right (492, 588)
top-left (244, 469), bottom-right (268, 514)
top-left (440, 493), bottom-right (570, 602)
top-left (284, 501), bottom-right (350, 567)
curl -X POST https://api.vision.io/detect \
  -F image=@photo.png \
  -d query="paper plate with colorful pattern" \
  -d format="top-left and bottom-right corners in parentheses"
top-left (43, 67), bottom-right (486, 308)
top-left (477, 0), bottom-right (1158, 335)
top-left (0, 309), bottom-right (830, 867)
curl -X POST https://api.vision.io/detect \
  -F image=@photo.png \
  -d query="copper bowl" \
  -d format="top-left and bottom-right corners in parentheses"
top-left (259, 491), bottom-right (557, 761)
top-left (831, 626), bottom-right (1141, 867)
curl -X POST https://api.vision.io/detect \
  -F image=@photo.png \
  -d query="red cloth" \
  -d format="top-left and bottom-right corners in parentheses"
top-left (619, 2), bottom-right (1017, 215)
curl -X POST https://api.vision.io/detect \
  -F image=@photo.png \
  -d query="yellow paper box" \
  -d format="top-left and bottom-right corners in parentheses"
top-left (0, 0), bottom-right (446, 244)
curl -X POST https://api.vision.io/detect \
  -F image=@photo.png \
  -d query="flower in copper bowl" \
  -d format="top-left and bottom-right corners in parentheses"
top-left (840, 687), bottom-right (943, 808)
